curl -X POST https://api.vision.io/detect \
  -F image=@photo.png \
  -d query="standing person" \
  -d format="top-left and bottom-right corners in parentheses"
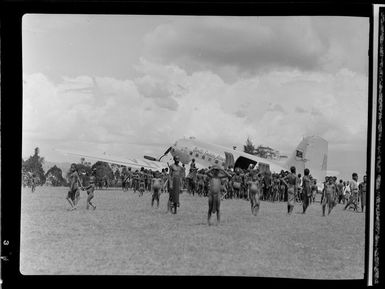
top-left (359, 175), bottom-right (367, 213)
top-left (187, 159), bottom-right (198, 195)
top-left (320, 177), bottom-right (328, 204)
top-left (206, 166), bottom-right (231, 225)
top-left (169, 156), bottom-right (183, 214)
top-left (297, 173), bottom-right (303, 203)
top-left (31, 174), bottom-right (38, 193)
top-left (151, 171), bottom-right (163, 208)
top-left (196, 170), bottom-right (204, 196)
top-left (279, 175), bottom-right (286, 202)
top-left (321, 177), bottom-right (337, 216)
top-left (138, 168), bottom-right (146, 196)
top-left (66, 163), bottom-right (83, 210)
top-left (311, 179), bottom-right (318, 203)
top-left (226, 166), bottom-right (234, 199)
top-left (344, 173), bottom-right (359, 211)
top-left (282, 166), bottom-right (298, 215)
top-left (161, 168), bottom-right (168, 194)
top-left (231, 168), bottom-right (243, 199)
top-left (337, 179), bottom-right (344, 204)
top-left (343, 181), bottom-right (351, 205)
top-left (181, 164), bottom-right (186, 190)
top-left (132, 170), bottom-right (139, 193)
top-left (83, 168), bottom-right (96, 210)
top-left (248, 173), bottom-right (262, 216)
top-left (263, 171), bottom-right (272, 201)
top-left (302, 169), bottom-right (312, 214)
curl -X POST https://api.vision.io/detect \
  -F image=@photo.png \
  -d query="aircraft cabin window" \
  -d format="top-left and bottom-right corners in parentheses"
top-left (208, 158), bottom-right (212, 161)
top-left (189, 152), bottom-right (193, 156)
top-left (214, 160), bottom-right (219, 164)
top-left (222, 162), bottom-right (225, 166)
top-left (195, 153), bottom-right (199, 158)
top-left (202, 155), bottom-right (205, 160)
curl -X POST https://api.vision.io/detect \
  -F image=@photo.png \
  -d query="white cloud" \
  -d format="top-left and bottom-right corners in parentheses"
top-left (23, 58), bottom-right (368, 167)
top-left (142, 16), bottom-right (368, 81)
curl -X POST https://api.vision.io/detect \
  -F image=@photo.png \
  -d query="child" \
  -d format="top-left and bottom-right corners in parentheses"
top-left (151, 172), bottom-right (163, 208)
top-left (248, 173), bottom-right (262, 216)
top-left (206, 166), bottom-right (231, 226)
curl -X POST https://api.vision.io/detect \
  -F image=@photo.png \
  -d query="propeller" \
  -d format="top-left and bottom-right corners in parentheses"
top-left (159, 147), bottom-right (172, 161)
top-left (143, 147), bottom-right (172, 162)
top-left (144, 155), bottom-right (158, 161)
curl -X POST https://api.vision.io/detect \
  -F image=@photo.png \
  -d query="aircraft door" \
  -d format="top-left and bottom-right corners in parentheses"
top-left (224, 152), bottom-right (235, 169)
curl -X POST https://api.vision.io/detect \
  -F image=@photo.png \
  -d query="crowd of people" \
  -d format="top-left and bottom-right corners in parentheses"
top-left (32, 156), bottom-right (366, 225)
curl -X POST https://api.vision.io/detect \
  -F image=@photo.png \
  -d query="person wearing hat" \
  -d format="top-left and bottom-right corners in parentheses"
top-left (168, 155), bottom-right (183, 214)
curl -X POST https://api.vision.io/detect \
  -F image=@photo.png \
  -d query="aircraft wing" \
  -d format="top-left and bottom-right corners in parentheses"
top-left (55, 149), bottom-right (168, 171)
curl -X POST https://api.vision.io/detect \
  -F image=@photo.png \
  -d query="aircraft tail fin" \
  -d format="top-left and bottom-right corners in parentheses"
top-left (285, 136), bottom-right (328, 182)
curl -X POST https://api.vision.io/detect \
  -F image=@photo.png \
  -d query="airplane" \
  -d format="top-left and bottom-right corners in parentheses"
top-left (57, 135), bottom-right (336, 188)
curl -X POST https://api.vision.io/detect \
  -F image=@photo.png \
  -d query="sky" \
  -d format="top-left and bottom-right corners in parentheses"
top-left (22, 14), bottom-right (369, 180)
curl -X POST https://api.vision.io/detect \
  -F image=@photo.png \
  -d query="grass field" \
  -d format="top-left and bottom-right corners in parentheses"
top-left (20, 186), bottom-right (365, 278)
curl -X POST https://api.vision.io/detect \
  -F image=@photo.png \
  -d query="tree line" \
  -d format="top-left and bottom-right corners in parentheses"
top-left (22, 147), bottom-right (122, 188)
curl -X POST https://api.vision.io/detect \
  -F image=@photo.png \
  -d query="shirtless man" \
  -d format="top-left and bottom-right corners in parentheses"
top-left (301, 169), bottom-right (312, 214)
top-left (311, 179), bottom-right (318, 203)
top-left (187, 159), bottom-right (198, 195)
top-left (231, 168), bottom-right (243, 199)
top-left (282, 166), bottom-right (298, 215)
top-left (181, 164), bottom-right (186, 190)
top-left (66, 163), bottom-right (83, 210)
top-left (151, 172), bottom-right (163, 208)
top-left (322, 176), bottom-right (337, 216)
top-left (169, 156), bottom-right (183, 214)
top-left (206, 166), bottom-right (231, 225)
top-left (297, 173), bottom-right (303, 203)
top-left (337, 179), bottom-right (344, 204)
top-left (83, 168), bottom-right (96, 210)
top-left (344, 173), bottom-right (359, 212)
top-left (248, 173), bottom-right (262, 216)
top-left (359, 175), bottom-right (367, 213)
